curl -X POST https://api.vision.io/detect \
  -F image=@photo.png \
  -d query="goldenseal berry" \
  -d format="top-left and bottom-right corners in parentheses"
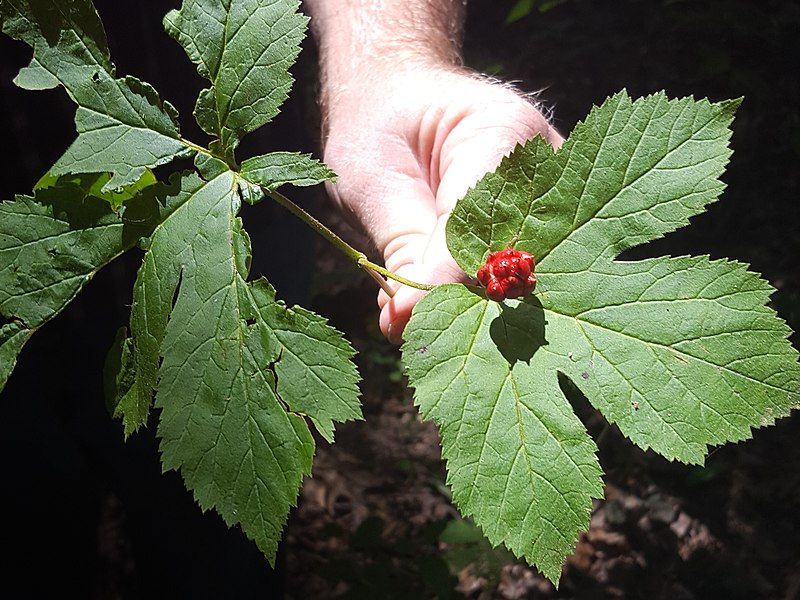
top-left (476, 248), bottom-right (536, 301)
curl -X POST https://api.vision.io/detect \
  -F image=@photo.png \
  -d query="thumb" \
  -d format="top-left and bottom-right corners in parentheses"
top-left (378, 216), bottom-right (468, 344)
top-left (434, 101), bottom-right (563, 213)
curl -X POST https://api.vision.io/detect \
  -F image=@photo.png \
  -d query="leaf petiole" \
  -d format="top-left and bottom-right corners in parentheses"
top-left (179, 137), bottom-right (212, 156)
top-left (177, 137), bottom-right (436, 294)
top-left (263, 188), bottom-right (435, 294)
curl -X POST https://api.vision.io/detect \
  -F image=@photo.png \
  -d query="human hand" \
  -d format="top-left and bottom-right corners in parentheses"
top-left (322, 66), bottom-right (563, 343)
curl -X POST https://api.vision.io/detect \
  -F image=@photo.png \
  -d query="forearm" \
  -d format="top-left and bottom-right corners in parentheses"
top-left (305, 0), bottom-right (466, 104)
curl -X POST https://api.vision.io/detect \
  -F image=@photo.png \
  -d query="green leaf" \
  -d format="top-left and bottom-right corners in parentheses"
top-left (536, 256), bottom-right (798, 463)
top-left (103, 326), bottom-right (140, 436)
top-left (1, 0), bottom-right (190, 191)
top-left (439, 518), bottom-right (514, 584)
top-left (165, 0), bottom-right (307, 151)
top-left (506, 0), bottom-right (534, 24)
top-left (405, 91), bottom-right (800, 583)
top-left (252, 282), bottom-right (361, 442)
top-left (129, 172), bottom-right (360, 561)
top-left (0, 322), bottom-right (30, 391)
top-left (241, 152), bottom-right (336, 192)
top-left (403, 285), bottom-right (603, 584)
top-left (447, 92), bottom-right (742, 274)
top-left (0, 173), bottom-right (182, 325)
top-left (0, 172), bottom-right (194, 393)
top-left (37, 169), bottom-right (158, 211)
top-left (50, 76), bottom-right (190, 191)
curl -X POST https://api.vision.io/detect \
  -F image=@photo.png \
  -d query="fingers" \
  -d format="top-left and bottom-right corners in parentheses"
top-left (320, 69), bottom-right (565, 345)
top-left (379, 267), bottom-right (428, 344)
top-left (376, 90), bottom-right (563, 344)
top-left (378, 250), bottom-right (468, 344)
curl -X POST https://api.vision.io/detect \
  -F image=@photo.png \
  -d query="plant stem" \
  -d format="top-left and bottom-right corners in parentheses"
top-left (180, 138), bottom-right (238, 170)
top-left (180, 137), bottom-right (212, 157)
top-left (358, 259), bottom-right (435, 291)
top-left (177, 138), bottom-right (430, 293)
top-left (264, 189), bottom-right (435, 293)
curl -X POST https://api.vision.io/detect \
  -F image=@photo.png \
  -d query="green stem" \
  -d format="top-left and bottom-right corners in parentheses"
top-left (180, 137), bottom-right (213, 157)
top-left (358, 259), bottom-right (435, 291)
top-left (179, 138), bottom-right (430, 293)
top-left (180, 138), bottom-right (237, 170)
top-left (264, 189), bottom-right (435, 292)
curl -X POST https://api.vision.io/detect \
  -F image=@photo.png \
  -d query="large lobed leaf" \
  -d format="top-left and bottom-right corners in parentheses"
top-left (126, 171), bottom-right (360, 561)
top-left (404, 91), bottom-right (800, 584)
top-left (0, 0), bottom-right (190, 190)
top-left (165, 0), bottom-right (307, 153)
top-left (404, 285), bottom-right (603, 583)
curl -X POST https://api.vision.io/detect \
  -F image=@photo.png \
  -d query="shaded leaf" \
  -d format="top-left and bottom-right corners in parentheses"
top-left (0, 171), bottom-right (193, 392)
top-left (103, 326), bottom-right (140, 436)
top-left (0, 322), bottom-right (30, 391)
top-left (37, 169), bottom-right (158, 211)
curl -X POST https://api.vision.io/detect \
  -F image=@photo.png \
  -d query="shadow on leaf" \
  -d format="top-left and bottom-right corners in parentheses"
top-left (489, 295), bottom-right (547, 365)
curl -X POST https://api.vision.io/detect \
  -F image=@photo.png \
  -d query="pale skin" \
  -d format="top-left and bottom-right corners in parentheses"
top-left (305, 0), bottom-right (563, 343)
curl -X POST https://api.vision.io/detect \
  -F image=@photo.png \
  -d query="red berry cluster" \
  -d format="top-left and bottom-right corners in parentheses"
top-left (476, 248), bottom-right (537, 302)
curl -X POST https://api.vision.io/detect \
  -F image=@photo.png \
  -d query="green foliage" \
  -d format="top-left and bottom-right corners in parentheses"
top-left (505, 0), bottom-right (566, 24)
top-left (134, 175), bottom-right (317, 563)
top-left (0, 171), bottom-right (179, 391)
top-left (439, 518), bottom-right (514, 588)
top-left (403, 285), bottom-right (604, 583)
top-left (241, 152), bottom-right (337, 192)
top-left (0, 0), bottom-right (190, 191)
top-left (0, 323), bottom-right (28, 390)
top-left (1, 0), bottom-right (797, 588)
top-left (258, 284), bottom-right (361, 443)
top-left (0, 0), bottom-right (357, 566)
top-left (404, 91), bottom-right (800, 584)
top-left (124, 171), bottom-right (358, 557)
top-left (164, 0), bottom-right (307, 154)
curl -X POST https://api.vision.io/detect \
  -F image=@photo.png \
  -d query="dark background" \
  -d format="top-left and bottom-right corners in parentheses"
top-left (1, 0), bottom-right (798, 598)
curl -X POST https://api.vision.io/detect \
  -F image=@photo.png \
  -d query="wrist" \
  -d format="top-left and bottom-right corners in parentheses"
top-left (304, 0), bottom-right (466, 121)
top-left (321, 59), bottom-right (461, 128)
